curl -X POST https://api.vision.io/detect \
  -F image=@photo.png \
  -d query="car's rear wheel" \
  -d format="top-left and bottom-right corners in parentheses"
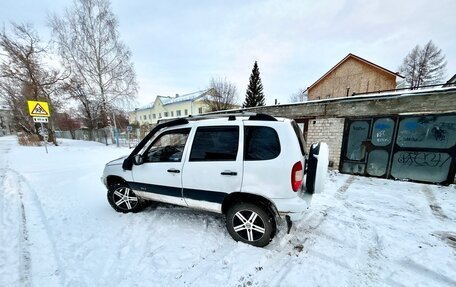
top-left (226, 202), bottom-right (275, 247)
top-left (107, 183), bottom-right (146, 213)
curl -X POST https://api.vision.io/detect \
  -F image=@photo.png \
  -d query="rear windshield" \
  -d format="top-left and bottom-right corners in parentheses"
top-left (291, 121), bottom-right (306, 155)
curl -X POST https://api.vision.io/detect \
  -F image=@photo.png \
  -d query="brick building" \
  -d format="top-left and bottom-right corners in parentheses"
top-left (306, 54), bottom-right (402, 101)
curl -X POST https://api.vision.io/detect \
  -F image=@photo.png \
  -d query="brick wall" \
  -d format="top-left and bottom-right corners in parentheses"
top-left (306, 118), bottom-right (345, 169)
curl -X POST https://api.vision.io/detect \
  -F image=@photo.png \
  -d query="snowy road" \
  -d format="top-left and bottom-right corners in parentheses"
top-left (0, 136), bottom-right (455, 287)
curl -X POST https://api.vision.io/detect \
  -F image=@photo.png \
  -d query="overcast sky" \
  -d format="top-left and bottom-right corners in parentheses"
top-left (1, 0), bottom-right (455, 107)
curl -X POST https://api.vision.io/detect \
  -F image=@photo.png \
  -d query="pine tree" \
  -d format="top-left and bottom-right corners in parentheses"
top-left (243, 61), bottom-right (265, 107)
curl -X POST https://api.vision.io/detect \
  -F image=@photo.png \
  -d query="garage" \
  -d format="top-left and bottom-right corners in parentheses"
top-left (340, 113), bottom-right (456, 185)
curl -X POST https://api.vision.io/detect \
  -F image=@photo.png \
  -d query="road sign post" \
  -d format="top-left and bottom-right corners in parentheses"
top-left (40, 122), bottom-right (48, 154)
top-left (28, 100), bottom-right (51, 154)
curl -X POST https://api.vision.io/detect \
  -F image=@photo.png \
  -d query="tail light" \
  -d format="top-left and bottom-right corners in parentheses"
top-left (291, 161), bottom-right (303, 192)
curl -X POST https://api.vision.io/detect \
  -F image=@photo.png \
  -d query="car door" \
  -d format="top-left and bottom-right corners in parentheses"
top-left (181, 122), bottom-right (243, 213)
top-left (131, 128), bottom-right (191, 206)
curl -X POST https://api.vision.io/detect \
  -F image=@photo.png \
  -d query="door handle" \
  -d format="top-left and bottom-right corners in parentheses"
top-left (221, 171), bottom-right (237, 176)
top-left (167, 168), bottom-right (180, 173)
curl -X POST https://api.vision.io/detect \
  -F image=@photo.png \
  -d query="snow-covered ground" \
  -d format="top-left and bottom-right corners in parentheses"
top-left (0, 136), bottom-right (455, 287)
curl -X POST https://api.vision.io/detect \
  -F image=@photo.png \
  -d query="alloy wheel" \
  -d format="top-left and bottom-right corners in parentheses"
top-left (232, 209), bottom-right (266, 241)
top-left (112, 186), bottom-right (138, 211)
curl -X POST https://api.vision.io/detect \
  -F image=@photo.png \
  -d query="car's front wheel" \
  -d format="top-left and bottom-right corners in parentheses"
top-left (226, 203), bottom-right (275, 247)
top-left (107, 183), bottom-right (146, 213)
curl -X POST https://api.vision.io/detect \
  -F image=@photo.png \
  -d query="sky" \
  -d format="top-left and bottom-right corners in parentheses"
top-left (1, 0), bottom-right (455, 107)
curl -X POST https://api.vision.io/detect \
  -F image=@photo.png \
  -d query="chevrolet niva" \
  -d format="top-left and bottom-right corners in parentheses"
top-left (101, 113), bottom-right (328, 247)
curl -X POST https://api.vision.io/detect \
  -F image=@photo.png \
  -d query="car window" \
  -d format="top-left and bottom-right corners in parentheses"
top-left (244, 126), bottom-right (281, 160)
top-left (144, 128), bottom-right (190, 162)
top-left (189, 126), bottom-right (239, 161)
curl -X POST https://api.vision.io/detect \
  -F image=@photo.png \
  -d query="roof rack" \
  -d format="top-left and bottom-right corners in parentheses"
top-left (157, 112), bottom-right (277, 124)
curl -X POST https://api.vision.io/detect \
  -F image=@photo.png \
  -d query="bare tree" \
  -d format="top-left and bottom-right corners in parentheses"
top-left (0, 23), bottom-right (66, 144)
top-left (55, 111), bottom-right (81, 139)
top-left (289, 88), bottom-right (308, 103)
top-left (49, 0), bottom-right (137, 135)
top-left (399, 40), bottom-right (447, 88)
top-left (204, 77), bottom-right (239, 112)
top-left (61, 76), bottom-right (101, 140)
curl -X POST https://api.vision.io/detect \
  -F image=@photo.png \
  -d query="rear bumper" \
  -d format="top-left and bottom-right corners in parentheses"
top-left (273, 192), bottom-right (313, 221)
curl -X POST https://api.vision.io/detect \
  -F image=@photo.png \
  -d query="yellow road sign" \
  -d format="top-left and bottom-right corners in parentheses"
top-left (28, 101), bottom-right (50, 117)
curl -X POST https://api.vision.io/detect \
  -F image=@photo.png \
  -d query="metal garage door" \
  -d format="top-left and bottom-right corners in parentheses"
top-left (340, 113), bottom-right (456, 185)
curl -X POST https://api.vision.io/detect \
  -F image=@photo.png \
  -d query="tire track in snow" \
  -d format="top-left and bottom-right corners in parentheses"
top-left (232, 175), bottom-right (359, 287)
top-left (422, 185), bottom-right (448, 219)
top-left (175, 247), bottom-right (234, 286)
top-left (0, 166), bottom-right (32, 286)
top-left (1, 168), bottom-right (66, 286)
top-left (399, 258), bottom-right (456, 286)
top-left (18, 189), bottom-right (32, 286)
top-left (343, 199), bottom-right (386, 286)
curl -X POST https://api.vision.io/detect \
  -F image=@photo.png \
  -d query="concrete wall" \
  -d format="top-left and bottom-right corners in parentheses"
top-left (217, 88), bottom-right (456, 173)
top-left (306, 118), bottom-right (345, 168)
top-left (308, 57), bottom-right (396, 101)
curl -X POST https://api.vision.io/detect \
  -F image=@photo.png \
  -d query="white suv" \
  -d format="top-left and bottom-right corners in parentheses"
top-left (101, 113), bottom-right (328, 247)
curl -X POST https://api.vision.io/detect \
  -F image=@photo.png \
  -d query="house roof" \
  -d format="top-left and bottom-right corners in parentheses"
top-left (307, 53), bottom-right (403, 91)
top-left (136, 89), bottom-right (210, 111)
top-left (443, 74), bottom-right (456, 86)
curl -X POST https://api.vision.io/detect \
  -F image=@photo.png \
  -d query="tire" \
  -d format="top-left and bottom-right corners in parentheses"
top-left (107, 183), bottom-right (146, 213)
top-left (226, 202), bottom-right (275, 247)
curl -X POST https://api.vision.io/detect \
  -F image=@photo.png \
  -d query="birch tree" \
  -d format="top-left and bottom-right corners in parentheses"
top-left (49, 0), bottom-right (137, 137)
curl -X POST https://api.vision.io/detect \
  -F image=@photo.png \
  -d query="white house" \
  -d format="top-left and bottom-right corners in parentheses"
top-left (130, 90), bottom-right (212, 125)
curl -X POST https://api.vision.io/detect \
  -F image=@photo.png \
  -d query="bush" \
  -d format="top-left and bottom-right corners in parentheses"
top-left (17, 132), bottom-right (41, 146)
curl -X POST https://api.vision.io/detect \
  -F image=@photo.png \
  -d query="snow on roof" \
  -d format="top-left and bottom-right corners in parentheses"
top-left (159, 90), bottom-right (209, 105)
top-left (136, 89), bottom-right (209, 111)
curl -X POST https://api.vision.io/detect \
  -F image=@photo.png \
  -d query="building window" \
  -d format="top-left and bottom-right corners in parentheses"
top-left (148, 114), bottom-right (151, 119)
top-left (153, 114), bottom-right (156, 119)
top-left (159, 113), bottom-right (162, 118)
top-left (171, 111), bottom-right (174, 117)
top-left (164, 112), bottom-right (169, 117)
top-left (176, 110), bottom-right (181, 116)
top-left (184, 109), bottom-right (188, 115)
top-left (198, 107), bottom-right (203, 114)
top-left (143, 115), bottom-right (147, 120)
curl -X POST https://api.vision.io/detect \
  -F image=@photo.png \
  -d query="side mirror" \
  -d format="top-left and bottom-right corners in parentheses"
top-left (133, 154), bottom-right (144, 165)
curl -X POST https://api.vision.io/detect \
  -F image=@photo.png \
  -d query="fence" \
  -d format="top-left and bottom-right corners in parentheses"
top-left (55, 127), bottom-right (145, 148)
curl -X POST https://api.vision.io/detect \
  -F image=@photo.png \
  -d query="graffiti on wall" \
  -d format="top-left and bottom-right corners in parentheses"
top-left (396, 152), bottom-right (450, 168)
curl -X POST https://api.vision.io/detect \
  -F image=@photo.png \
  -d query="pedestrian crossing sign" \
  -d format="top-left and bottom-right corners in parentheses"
top-left (28, 101), bottom-right (51, 117)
